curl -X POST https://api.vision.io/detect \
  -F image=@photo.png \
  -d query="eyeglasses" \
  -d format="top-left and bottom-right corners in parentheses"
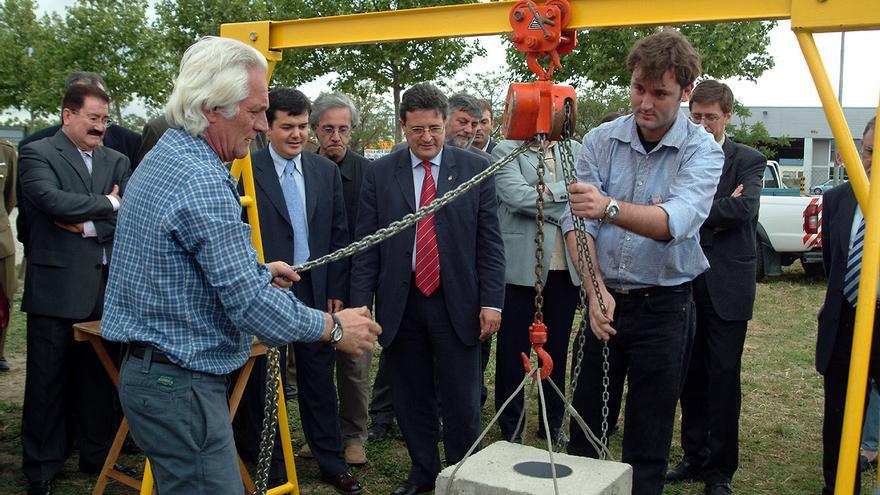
top-left (406, 125), bottom-right (444, 136)
top-left (74, 111), bottom-right (113, 126)
top-left (318, 125), bottom-right (351, 137)
top-left (690, 113), bottom-right (722, 123)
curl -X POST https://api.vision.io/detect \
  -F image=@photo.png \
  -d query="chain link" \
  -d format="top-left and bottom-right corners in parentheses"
top-left (534, 134), bottom-right (547, 323)
top-left (555, 99), bottom-right (612, 457)
top-left (253, 141), bottom-right (534, 492)
top-left (291, 141), bottom-right (534, 274)
top-left (254, 346), bottom-right (282, 494)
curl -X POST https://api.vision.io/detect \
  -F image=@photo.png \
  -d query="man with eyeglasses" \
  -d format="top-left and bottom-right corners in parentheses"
top-left (18, 83), bottom-right (131, 495)
top-left (245, 87), bottom-right (363, 493)
top-left (19, 72), bottom-right (142, 168)
top-left (666, 80), bottom-right (765, 495)
top-left (351, 82), bottom-right (505, 495)
top-left (308, 92), bottom-right (373, 466)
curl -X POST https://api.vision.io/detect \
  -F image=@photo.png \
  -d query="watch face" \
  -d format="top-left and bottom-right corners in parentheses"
top-left (608, 205), bottom-right (620, 218)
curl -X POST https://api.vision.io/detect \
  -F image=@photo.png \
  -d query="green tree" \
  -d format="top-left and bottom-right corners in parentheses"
top-left (340, 82), bottom-right (396, 152)
top-left (42, 0), bottom-right (163, 126)
top-left (274, 0), bottom-right (484, 141)
top-left (505, 23), bottom-right (776, 88)
top-left (0, 0), bottom-right (63, 127)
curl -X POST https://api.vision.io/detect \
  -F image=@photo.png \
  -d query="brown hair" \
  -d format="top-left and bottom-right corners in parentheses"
top-left (62, 84), bottom-right (110, 112)
top-left (865, 116), bottom-right (876, 138)
top-left (627, 29), bottom-right (702, 89)
top-left (689, 80), bottom-right (734, 114)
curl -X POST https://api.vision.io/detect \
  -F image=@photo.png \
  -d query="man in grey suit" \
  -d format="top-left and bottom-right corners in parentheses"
top-left (18, 84), bottom-right (131, 495)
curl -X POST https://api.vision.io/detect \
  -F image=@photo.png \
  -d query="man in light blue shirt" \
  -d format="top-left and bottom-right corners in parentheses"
top-left (101, 36), bottom-right (380, 494)
top-left (561, 30), bottom-right (723, 495)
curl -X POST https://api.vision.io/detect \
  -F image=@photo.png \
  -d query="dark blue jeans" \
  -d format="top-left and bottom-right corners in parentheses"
top-left (120, 349), bottom-right (243, 494)
top-left (568, 283), bottom-right (694, 495)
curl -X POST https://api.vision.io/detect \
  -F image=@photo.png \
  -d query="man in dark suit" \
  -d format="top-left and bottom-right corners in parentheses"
top-left (19, 72), bottom-right (142, 168)
top-left (245, 88), bottom-right (361, 494)
top-left (817, 116), bottom-right (877, 495)
top-left (665, 80), bottom-right (765, 495)
top-left (18, 84), bottom-right (131, 495)
top-left (351, 82), bottom-right (505, 495)
top-left (310, 92), bottom-right (372, 466)
top-left (472, 99), bottom-right (496, 154)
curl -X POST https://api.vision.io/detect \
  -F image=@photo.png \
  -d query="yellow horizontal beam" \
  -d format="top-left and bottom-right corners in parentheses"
top-left (791, 0), bottom-right (880, 33)
top-left (222, 0), bottom-right (793, 51)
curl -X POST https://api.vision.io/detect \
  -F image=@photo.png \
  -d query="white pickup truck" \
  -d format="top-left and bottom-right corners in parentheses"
top-left (756, 160), bottom-right (823, 280)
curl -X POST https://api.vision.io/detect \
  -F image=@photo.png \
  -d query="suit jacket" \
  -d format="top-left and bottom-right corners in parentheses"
top-left (350, 146), bottom-right (505, 347)
top-left (493, 139), bottom-right (581, 287)
top-left (698, 137), bottom-right (765, 321)
top-left (19, 130), bottom-right (131, 319)
top-left (335, 149), bottom-right (371, 238)
top-left (816, 182), bottom-right (880, 374)
top-left (249, 147), bottom-right (349, 307)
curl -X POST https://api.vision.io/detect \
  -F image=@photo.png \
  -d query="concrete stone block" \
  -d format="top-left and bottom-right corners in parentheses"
top-left (436, 441), bottom-right (632, 495)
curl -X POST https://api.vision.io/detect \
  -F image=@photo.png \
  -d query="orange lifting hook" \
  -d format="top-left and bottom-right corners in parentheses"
top-left (521, 319), bottom-right (554, 380)
top-left (501, 0), bottom-right (577, 141)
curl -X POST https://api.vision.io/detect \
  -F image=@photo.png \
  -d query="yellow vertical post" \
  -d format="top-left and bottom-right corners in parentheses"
top-left (840, 102), bottom-right (880, 494)
top-left (795, 30), bottom-right (879, 495)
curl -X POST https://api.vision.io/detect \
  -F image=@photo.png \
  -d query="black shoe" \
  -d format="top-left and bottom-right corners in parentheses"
top-left (113, 463), bottom-right (138, 477)
top-left (390, 481), bottom-right (434, 495)
top-left (666, 458), bottom-right (702, 483)
top-left (321, 471), bottom-right (363, 494)
top-left (367, 423), bottom-right (390, 442)
top-left (705, 482), bottom-right (733, 495)
top-left (0, 356), bottom-right (9, 372)
top-left (284, 384), bottom-right (298, 400)
top-left (537, 426), bottom-right (561, 443)
top-left (26, 480), bottom-right (51, 495)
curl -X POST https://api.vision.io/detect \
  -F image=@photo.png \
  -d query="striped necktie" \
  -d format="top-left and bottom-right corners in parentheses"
top-left (843, 216), bottom-right (866, 306)
top-left (415, 160), bottom-right (440, 296)
top-left (282, 160), bottom-right (310, 265)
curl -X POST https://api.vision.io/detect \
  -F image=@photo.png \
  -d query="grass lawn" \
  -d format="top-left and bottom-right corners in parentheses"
top-left (0, 265), bottom-right (875, 494)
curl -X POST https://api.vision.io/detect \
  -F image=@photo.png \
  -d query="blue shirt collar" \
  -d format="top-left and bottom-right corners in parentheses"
top-left (610, 110), bottom-right (692, 152)
top-left (269, 144), bottom-right (302, 178)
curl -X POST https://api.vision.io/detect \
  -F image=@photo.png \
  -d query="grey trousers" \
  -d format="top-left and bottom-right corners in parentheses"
top-left (336, 350), bottom-right (372, 446)
top-left (120, 349), bottom-right (243, 494)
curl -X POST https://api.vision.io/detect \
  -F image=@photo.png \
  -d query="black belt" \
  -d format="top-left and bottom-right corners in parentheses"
top-left (127, 342), bottom-right (175, 365)
top-left (608, 282), bottom-right (692, 297)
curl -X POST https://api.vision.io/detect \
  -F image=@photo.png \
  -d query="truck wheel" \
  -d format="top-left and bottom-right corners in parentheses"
top-left (801, 259), bottom-right (825, 279)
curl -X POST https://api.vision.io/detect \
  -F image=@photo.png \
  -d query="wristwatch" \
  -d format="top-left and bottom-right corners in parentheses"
top-left (329, 314), bottom-right (344, 346)
top-left (603, 197), bottom-right (620, 222)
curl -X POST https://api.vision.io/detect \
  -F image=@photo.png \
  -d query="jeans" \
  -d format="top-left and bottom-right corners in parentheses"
top-left (568, 283), bottom-right (694, 495)
top-left (120, 348), bottom-right (243, 494)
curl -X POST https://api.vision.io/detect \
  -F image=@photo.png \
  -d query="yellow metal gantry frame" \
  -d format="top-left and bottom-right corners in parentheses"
top-left (217, 1), bottom-right (879, 493)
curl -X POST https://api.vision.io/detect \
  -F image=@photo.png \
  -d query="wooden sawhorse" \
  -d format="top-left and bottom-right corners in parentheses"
top-left (72, 321), bottom-right (267, 494)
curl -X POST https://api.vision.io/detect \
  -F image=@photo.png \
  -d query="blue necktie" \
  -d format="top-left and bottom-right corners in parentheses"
top-left (282, 160), bottom-right (310, 265)
top-left (843, 216), bottom-right (866, 306)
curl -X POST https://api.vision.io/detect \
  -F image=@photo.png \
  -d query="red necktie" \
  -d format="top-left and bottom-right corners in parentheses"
top-left (415, 161), bottom-right (440, 296)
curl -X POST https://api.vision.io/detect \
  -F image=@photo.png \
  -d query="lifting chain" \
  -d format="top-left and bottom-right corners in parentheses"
top-left (534, 133), bottom-right (547, 324)
top-left (556, 99), bottom-right (612, 457)
top-left (252, 141), bottom-right (535, 494)
top-left (254, 346), bottom-right (282, 493)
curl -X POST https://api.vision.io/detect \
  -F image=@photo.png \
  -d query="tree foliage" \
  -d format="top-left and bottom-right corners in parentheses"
top-left (730, 104), bottom-right (790, 159)
top-left (0, 0), bottom-right (62, 125)
top-left (505, 23), bottom-right (776, 89)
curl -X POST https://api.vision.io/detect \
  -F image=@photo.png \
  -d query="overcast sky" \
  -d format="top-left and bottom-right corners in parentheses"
top-left (37, 0), bottom-right (879, 109)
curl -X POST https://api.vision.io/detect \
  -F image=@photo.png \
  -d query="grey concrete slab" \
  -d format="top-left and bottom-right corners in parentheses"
top-left (436, 441), bottom-right (632, 495)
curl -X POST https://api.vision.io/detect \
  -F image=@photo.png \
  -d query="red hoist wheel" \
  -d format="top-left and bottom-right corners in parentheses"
top-left (501, 0), bottom-right (577, 141)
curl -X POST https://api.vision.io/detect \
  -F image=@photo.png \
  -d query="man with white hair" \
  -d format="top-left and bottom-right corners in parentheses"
top-left (101, 36), bottom-right (381, 493)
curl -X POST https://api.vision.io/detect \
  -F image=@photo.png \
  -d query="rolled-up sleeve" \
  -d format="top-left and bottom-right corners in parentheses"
top-left (657, 139), bottom-right (724, 244)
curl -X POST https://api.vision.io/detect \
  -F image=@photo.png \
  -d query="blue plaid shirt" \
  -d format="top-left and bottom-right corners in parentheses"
top-left (101, 129), bottom-right (326, 374)
top-left (562, 111), bottom-right (724, 289)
